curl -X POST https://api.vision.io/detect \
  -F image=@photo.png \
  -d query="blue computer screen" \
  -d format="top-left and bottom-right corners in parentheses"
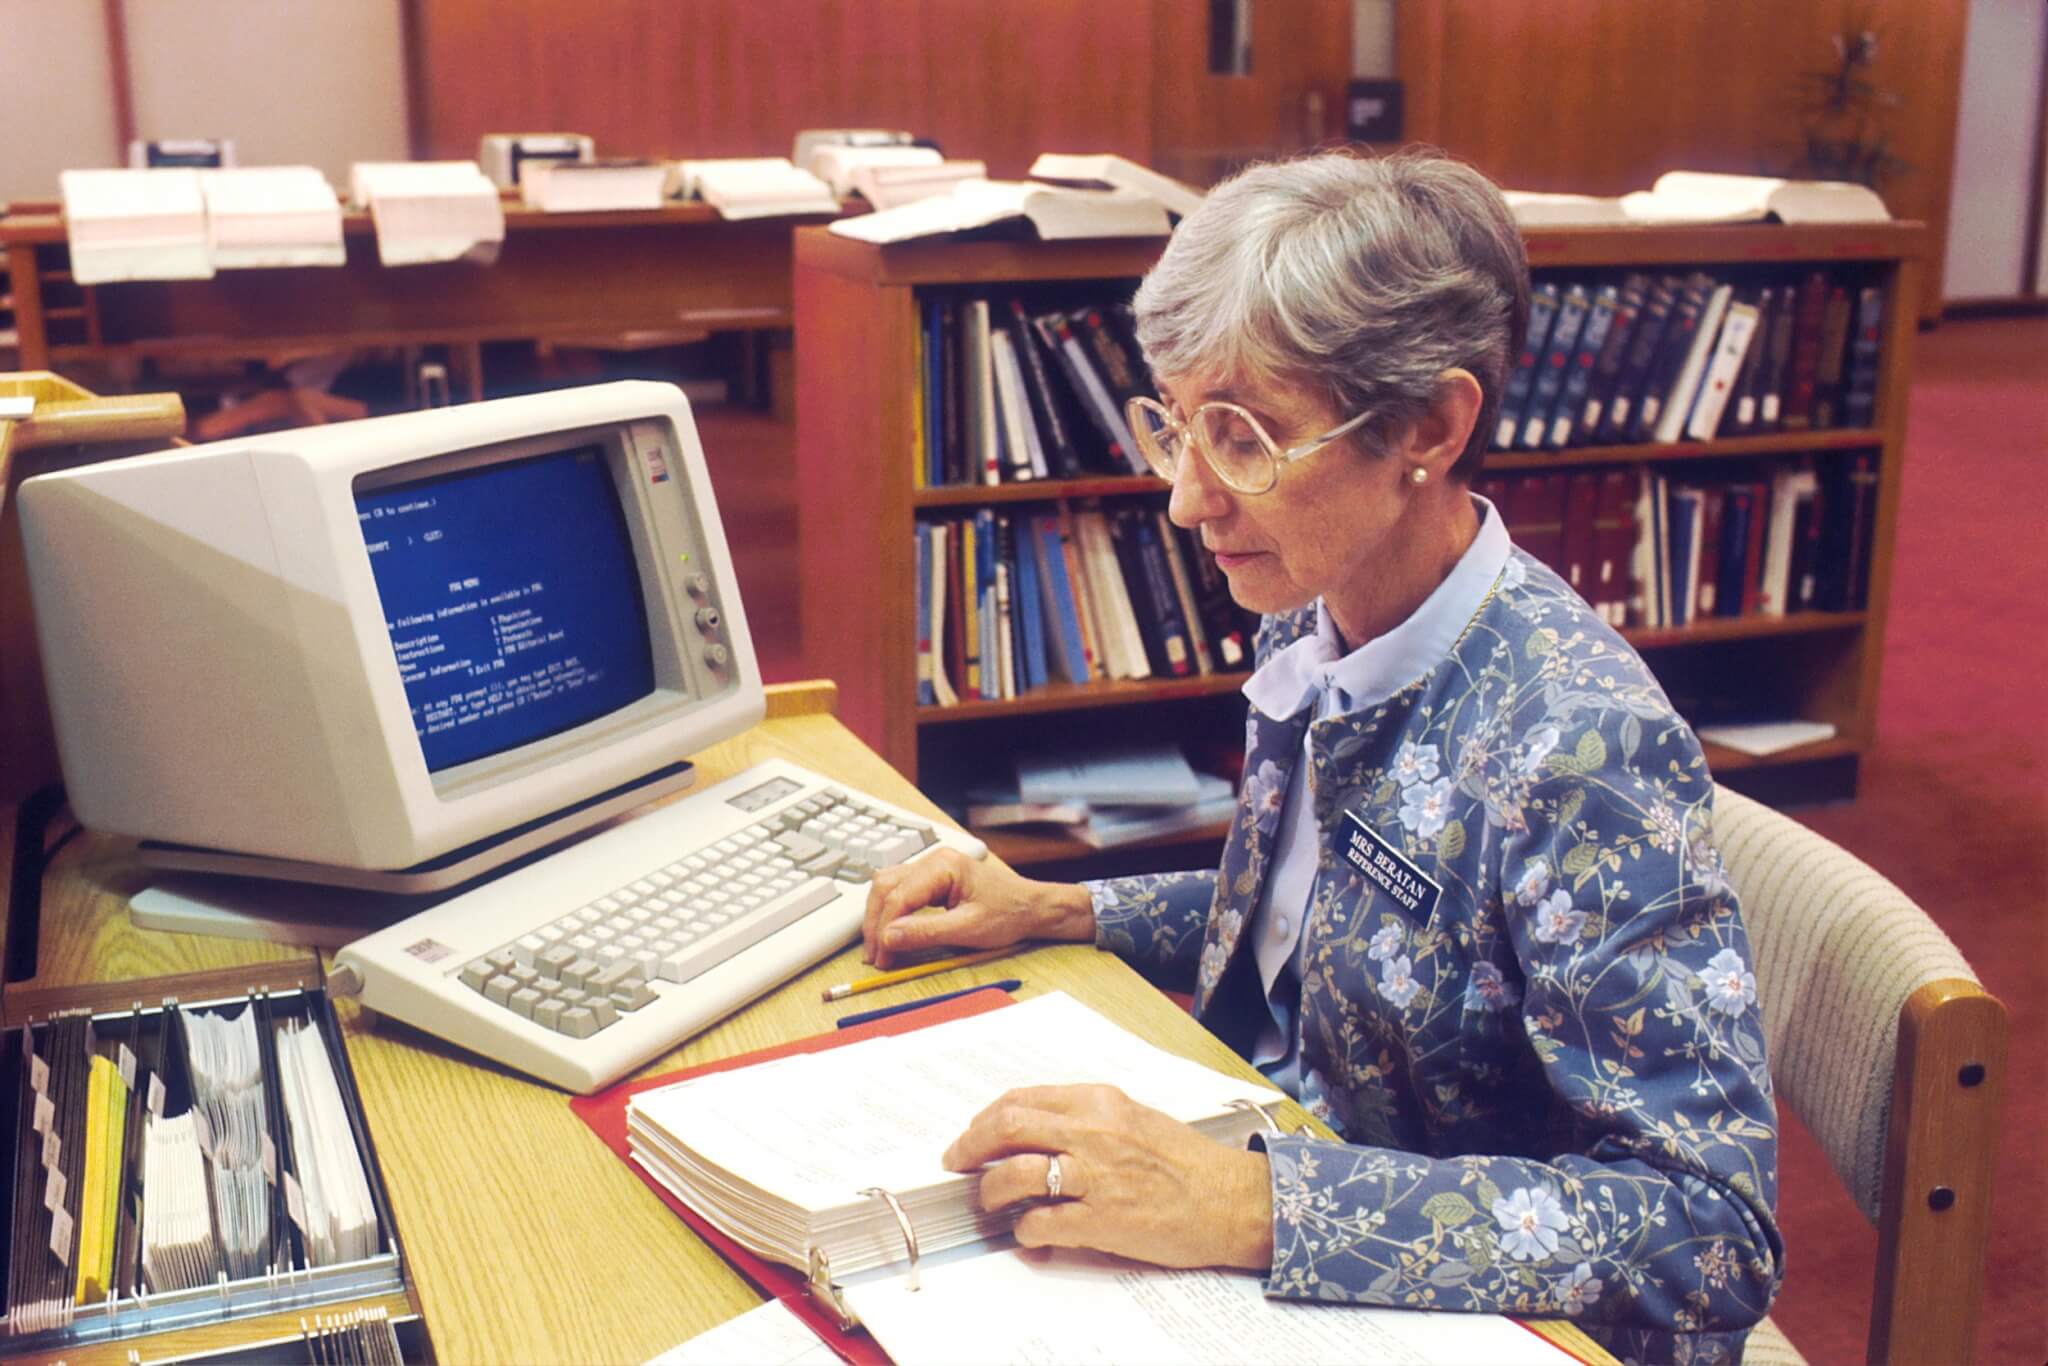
top-left (356, 444), bottom-right (656, 772)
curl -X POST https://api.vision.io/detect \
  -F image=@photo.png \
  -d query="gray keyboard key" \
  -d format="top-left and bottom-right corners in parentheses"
top-left (612, 980), bottom-right (657, 1011)
top-left (558, 1007), bottom-right (598, 1039)
top-left (587, 998), bottom-right (618, 1030)
top-left (654, 880), bottom-right (840, 985)
top-left (459, 961), bottom-right (494, 992)
top-left (537, 945), bottom-right (577, 980)
top-left (563, 958), bottom-right (600, 991)
top-left (534, 998), bottom-right (565, 1031)
top-left (870, 830), bottom-right (928, 867)
top-left (509, 987), bottom-right (544, 1019)
top-left (483, 974), bottom-right (517, 1006)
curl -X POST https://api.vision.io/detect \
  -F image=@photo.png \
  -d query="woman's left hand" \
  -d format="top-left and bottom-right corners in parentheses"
top-left (941, 1084), bottom-right (1273, 1271)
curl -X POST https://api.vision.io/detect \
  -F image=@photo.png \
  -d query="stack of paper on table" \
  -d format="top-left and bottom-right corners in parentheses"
top-left (349, 161), bottom-right (505, 266)
top-left (1696, 719), bottom-right (1838, 756)
top-left (673, 157), bottom-right (839, 219)
top-left (520, 158), bottom-right (669, 212)
top-left (830, 179), bottom-right (1171, 245)
top-left (850, 159), bottom-right (988, 210)
top-left (197, 166), bottom-right (344, 269)
top-left (625, 992), bottom-right (1283, 1279)
top-left (60, 168), bottom-right (212, 284)
top-left (1028, 152), bottom-right (1205, 218)
top-left (807, 143), bottom-right (943, 198)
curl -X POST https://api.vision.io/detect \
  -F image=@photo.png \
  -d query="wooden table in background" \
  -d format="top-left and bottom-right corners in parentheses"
top-left (0, 199), bottom-right (838, 400)
top-left (1, 682), bottom-right (1611, 1365)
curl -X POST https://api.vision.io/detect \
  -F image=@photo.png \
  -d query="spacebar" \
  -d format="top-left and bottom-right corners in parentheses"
top-left (659, 881), bottom-right (842, 986)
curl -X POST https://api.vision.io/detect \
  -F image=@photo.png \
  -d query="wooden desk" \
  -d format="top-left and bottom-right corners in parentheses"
top-left (2, 683), bottom-right (1610, 1365)
top-left (0, 201), bottom-right (837, 399)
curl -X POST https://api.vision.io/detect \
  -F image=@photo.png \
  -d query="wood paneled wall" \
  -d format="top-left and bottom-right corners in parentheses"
top-left (405, 0), bottom-right (1353, 184)
top-left (1399, 0), bottom-right (1971, 310)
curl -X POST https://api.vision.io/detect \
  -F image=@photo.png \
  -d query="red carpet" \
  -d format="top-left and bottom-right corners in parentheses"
top-left (1772, 315), bottom-right (2048, 1365)
top-left (718, 317), bottom-right (2048, 1362)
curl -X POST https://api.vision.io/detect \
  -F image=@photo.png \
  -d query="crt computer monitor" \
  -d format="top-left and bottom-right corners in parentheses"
top-left (19, 381), bottom-right (764, 895)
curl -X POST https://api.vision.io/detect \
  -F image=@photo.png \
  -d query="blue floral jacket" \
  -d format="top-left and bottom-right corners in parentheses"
top-left (1088, 551), bottom-right (1783, 1365)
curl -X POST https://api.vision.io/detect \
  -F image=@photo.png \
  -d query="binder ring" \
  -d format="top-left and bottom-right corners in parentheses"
top-left (859, 1186), bottom-right (923, 1292)
top-left (1226, 1097), bottom-right (1284, 1138)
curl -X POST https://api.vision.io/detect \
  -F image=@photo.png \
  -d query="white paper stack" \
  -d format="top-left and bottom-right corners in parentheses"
top-left (184, 1006), bottom-right (271, 1280)
top-left (59, 168), bottom-right (213, 284)
top-left (851, 160), bottom-right (988, 211)
top-left (521, 159), bottom-right (669, 213)
top-left (349, 161), bottom-right (505, 266)
top-left (275, 1020), bottom-right (379, 1266)
top-left (672, 157), bottom-right (838, 219)
top-left (198, 166), bottom-right (345, 269)
top-left (140, 1111), bottom-right (218, 1292)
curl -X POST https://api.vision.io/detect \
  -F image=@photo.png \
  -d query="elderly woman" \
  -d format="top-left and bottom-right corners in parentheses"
top-left (862, 149), bottom-right (1781, 1366)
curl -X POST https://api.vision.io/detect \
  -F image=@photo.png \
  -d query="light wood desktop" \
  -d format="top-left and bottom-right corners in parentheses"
top-left (0, 682), bottom-right (1610, 1365)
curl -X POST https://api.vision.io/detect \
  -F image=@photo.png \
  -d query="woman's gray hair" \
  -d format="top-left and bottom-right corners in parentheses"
top-left (1131, 148), bottom-right (1529, 482)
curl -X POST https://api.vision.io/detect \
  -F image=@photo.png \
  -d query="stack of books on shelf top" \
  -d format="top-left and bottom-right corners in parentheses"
top-left (915, 502), bottom-right (1256, 708)
top-left (959, 743), bottom-right (1236, 849)
top-left (1494, 265), bottom-right (1886, 454)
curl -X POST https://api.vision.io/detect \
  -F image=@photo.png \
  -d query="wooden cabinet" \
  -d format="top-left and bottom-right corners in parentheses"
top-left (794, 220), bottom-right (1925, 871)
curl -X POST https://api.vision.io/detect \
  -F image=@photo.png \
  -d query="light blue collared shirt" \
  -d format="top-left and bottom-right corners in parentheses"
top-left (1239, 496), bottom-right (1511, 1094)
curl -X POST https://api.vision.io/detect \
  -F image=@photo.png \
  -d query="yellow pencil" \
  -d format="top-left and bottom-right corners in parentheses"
top-left (821, 948), bottom-right (1011, 1002)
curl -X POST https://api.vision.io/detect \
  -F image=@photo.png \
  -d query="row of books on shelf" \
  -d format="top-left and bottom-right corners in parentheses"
top-left (1480, 452), bottom-right (1877, 631)
top-left (913, 503), bottom-right (1257, 706)
top-left (1497, 266), bottom-right (1885, 452)
top-left (914, 292), bottom-right (1152, 489)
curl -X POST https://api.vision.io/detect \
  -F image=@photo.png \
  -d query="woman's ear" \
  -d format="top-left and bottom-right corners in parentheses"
top-left (1402, 369), bottom-right (1483, 479)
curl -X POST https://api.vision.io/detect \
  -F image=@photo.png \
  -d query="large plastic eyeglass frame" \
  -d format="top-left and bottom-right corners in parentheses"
top-left (1124, 396), bottom-right (1374, 495)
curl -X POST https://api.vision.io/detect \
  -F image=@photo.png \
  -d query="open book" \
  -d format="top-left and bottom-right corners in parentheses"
top-left (626, 993), bottom-right (1282, 1281)
top-left (828, 180), bottom-right (1171, 245)
top-left (1028, 152), bottom-right (1206, 219)
top-left (1506, 171), bottom-right (1889, 228)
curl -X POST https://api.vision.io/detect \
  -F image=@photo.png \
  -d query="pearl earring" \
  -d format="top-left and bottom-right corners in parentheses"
top-left (1409, 467), bottom-right (1428, 486)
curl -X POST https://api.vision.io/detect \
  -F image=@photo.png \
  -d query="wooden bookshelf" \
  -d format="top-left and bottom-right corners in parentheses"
top-left (794, 220), bottom-right (1925, 868)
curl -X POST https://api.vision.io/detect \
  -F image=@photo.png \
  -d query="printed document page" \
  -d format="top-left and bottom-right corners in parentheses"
top-left (844, 1248), bottom-right (1584, 1366)
top-left (645, 1297), bottom-right (838, 1366)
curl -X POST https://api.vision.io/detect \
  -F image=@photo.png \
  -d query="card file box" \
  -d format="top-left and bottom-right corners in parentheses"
top-left (0, 983), bottom-right (405, 1354)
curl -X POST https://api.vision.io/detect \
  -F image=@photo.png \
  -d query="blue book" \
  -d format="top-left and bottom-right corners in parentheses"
top-left (976, 509), bottom-right (998, 697)
top-left (1032, 515), bottom-right (1089, 683)
top-left (914, 524), bottom-right (936, 704)
top-left (1493, 282), bottom-right (1559, 450)
top-left (1522, 282), bottom-right (1590, 449)
top-left (1014, 514), bottom-right (1048, 692)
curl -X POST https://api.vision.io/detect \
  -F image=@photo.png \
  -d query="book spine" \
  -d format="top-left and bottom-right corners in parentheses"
top-left (1014, 512), bottom-right (1048, 691)
top-left (1080, 509), bottom-right (1150, 679)
top-left (1635, 273), bottom-right (1712, 442)
top-left (1131, 512), bottom-right (1195, 676)
top-left (1842, 285), bottom-right (1885, 430)
top-left (1578, 273), bottom-right (1647, 444)
top-left (1032, 514), bottom-right (1090, 683)
top-left (1723, 287), bottom-right (1775, 436)
top-left (1682, 295), bottom-right (1760, 441)
top-left (914, 525), bottom-right (936, 704)
top-left (1550, 283), bottom-right (1619, 448)
top-left (1758, 468), bottom-right (1802, 616)
top-left (1655, 281), bottom-right (1732, 444)
top-left (1153, 508), bottom-right (1214, 674)
top-left (1758, 286), bottom-right (1795, 430)
top-left (1106, 507), bottom-right (1173, 676)
top-left (961, 513), bottom-right (982, 697)
top-left (929, 522), bottom-right (959, 705)
top-left (1008, 299), bottom-right (1082, 478)
top-left (1716, 487), bottom-right (1753, 620)
top-left (1494, 281), bottom-right (1559, 450)
top-left (1522, 283), bottom-right (1589, 449)
top-left (1590, 467), bottom-right (1638, 626)
top-left (1056, 506), bottom-right (1103, 681)
top-left (1077, 308), bottom-right (1146, 405)
top-left (1600, 275), bottom-right (1679, 444)
top-left (964, 300), bottom-right (1001, 485)
top-left (1558, 470), bottom-right (1601, 596)
top-left (1695, 487), bottom-right (1724, 618)
top-left (913, 303), bottom-right (933, 489)
top-left (1810, 284), bottom-right (1854, 429)
top-left (1780, 271), bottom-right (1831, 431)
top-left (1039, 312), bottom-right (1140, 473)
top-left (988, 330), bottom-right (1041, 481)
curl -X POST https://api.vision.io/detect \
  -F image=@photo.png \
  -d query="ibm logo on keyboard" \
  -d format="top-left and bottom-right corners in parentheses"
top-left (405, 938), bottom-right (456, 963)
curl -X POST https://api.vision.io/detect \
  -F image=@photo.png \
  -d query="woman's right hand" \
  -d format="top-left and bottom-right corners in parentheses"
top-left (860, 849), bottom-right (1096, 969)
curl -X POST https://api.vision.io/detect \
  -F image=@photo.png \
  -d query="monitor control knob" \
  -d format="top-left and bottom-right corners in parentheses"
top-left (686, 573), bottom-right (711, 599)
top-left (694, 606), bottom-right (722, 633)
top-left (702, 643), bottom-right (730, 669)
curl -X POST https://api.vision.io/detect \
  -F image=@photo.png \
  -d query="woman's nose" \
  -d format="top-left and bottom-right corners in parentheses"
top-left (1166, 447), bottom-right (1232, 529)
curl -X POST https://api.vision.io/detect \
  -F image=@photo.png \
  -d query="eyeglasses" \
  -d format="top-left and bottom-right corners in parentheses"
top-left (1124, 395), bottom-right (1374, 495)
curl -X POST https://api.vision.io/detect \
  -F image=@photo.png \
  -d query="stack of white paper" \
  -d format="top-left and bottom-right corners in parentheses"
top-left (198, 166), bottom-right (344, 269)
top-left (276, 1019), bottom-right (380, 1267)
top-left (60, 168), bottom-right (213, 284)
top-left (184, 1006), bottom-right (271, 1279)
top-left (851, 159), bottom-right (988, 211)
top-left (140, 1111), bottom-right (218, 1292)
top-left (673, 157), bottom-right (839, 219)
top-left (521, 159), bottom-right (669, 213)
top-left (350, 161), bottom-right (505, 266)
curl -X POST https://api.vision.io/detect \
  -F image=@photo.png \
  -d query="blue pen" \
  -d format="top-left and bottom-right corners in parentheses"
top-left (835, 980), bottom-right (1023, 1029)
